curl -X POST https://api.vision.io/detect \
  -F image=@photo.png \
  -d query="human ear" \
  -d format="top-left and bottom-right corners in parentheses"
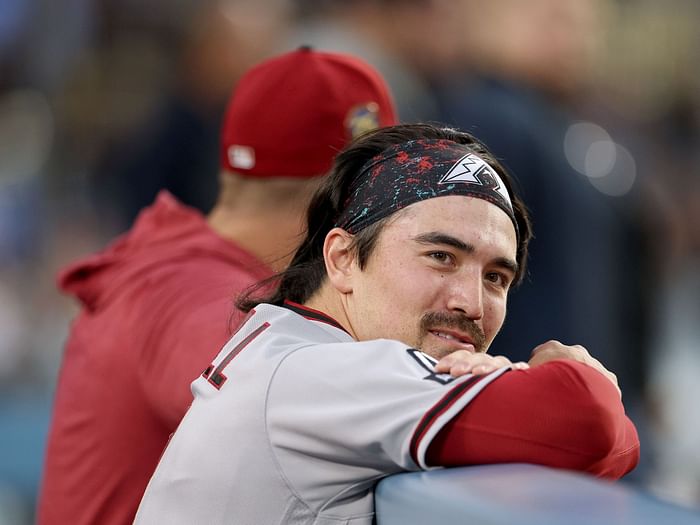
top-left (323, 227), bottom-right (356, 294)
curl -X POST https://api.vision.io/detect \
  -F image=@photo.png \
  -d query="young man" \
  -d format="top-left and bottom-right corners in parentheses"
top-left (37, 48), bottom-right (397, 525)
top-left (135, 123), bottom-right (639, 524)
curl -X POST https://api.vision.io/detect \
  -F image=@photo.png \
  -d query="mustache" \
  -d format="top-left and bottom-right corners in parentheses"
top-left (420, 311), bottom-right (486, 353)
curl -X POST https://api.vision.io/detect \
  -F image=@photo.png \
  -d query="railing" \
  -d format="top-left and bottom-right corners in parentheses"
top-left (375, 464), bottom-right (700, 525)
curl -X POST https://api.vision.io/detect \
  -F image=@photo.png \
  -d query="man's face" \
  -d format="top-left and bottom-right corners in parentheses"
top-left (346, 196), bottom-right (518, 359)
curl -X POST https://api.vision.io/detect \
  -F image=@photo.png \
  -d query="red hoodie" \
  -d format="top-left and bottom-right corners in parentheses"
top-left (38, 191), bottom-right (272, 525)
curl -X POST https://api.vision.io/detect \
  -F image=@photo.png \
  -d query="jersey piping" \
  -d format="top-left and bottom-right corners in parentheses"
top-left (282, 300), bottom-right (349, 333)
top-left (410, 366), bottom-right (510, 468)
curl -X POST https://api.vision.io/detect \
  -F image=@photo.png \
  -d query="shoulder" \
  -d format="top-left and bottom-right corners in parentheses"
top-left (273, 338), bottom-right (455, 392)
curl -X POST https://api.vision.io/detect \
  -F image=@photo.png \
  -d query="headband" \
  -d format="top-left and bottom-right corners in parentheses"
top-left (335, 139), bottom-right (518, 239)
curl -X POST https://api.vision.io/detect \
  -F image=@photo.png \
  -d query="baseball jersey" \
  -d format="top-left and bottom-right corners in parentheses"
top-left (38, 191), bottom-right (273, 525)
top-left (135, 302), bottom-right (510, 524)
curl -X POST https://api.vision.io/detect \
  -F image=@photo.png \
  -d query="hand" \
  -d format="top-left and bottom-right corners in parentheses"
top-left (435, 350), bottom-right (529, 377)
top-left (528, 340), bottom-right (621, 398)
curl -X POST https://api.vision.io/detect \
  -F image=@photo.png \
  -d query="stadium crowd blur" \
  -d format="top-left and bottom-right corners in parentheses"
top-left (0, 0), bottom-right (698, 522)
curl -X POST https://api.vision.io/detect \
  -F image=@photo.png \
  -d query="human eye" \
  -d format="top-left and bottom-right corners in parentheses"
top-left (427, 251), bottom-right (455, 266)
top-left (485, 271), bottom-right (511, 289)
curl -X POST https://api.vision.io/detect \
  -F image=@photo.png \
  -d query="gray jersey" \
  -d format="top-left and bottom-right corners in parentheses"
top-left (135, 302), bottom-right (508, 525)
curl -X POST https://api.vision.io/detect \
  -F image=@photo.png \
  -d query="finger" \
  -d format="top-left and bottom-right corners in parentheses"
top-left (434, 355), bottom-right (456, 373)
top-left (532, 339), bottom-right (562, 353)
top-left (435, 359), bottom-right (463, 374)
top-left (472, 364), bottom-right (497, 375)
top-left (490, 355), bottom-right (513, 368)
top-left (435, 350), bottom-right (473, 373)
top-left (511, 361), bottom-right (529, 370)
top-left (451, 361), bottom-right (475, 376)
top-left (434, 361), bottom-right (450, 373)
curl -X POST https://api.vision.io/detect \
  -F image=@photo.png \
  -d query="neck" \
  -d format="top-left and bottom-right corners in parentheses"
top-left (206, 205), bottom-right (304, 273)
top-left (207, 171), bottom-right (323, 272)
top-left (303, 284), bottom-right (358, 341)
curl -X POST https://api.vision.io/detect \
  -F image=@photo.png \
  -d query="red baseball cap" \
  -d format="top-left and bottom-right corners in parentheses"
top-left (220, 46), bottom-right (398, 178)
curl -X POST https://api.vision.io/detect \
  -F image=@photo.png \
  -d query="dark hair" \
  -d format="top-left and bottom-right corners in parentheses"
top-left (238, 123), bottom-right (532, 312)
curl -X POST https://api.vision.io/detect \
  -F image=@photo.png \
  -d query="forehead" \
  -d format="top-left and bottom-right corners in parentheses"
top-left (379, 195), bottom-right (517, 256)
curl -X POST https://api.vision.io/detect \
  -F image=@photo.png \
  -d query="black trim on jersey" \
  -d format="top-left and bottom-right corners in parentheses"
top-left (406, 348), bottom-right (455, 385)
top-left (409, 374), bottom-right (483, 461)
top-left (282, 300), bottom-right (349, 333)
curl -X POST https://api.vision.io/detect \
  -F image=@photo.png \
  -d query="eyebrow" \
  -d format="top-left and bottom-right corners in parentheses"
top-left (413, 231), bottom-right (519, 276)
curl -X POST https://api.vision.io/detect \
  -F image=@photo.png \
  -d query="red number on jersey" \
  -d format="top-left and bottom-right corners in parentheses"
top-left (202, 314), bottom-right (269, 389)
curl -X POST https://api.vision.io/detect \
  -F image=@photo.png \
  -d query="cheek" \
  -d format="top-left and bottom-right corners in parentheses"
top-left (484, 296), bottom-right (508, 340)
top-left (372, 259), bottom-right (419, 298)
top-left (365, 263), bottom-right (436, 336)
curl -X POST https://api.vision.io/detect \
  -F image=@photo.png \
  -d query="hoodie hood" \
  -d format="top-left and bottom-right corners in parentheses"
top-left (59, 191), bottom-right (269, 312)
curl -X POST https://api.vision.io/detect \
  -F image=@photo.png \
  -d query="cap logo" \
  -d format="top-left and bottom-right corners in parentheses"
top-left (228, 145), bottom-right (256, 170)
top-left (439, 153), bottom-right (513, 210)
top-left (345, 102), bottom-right (381, 139)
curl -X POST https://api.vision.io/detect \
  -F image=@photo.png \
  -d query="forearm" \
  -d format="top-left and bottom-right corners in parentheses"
top-left (426, 360), bottom-right (640, 479)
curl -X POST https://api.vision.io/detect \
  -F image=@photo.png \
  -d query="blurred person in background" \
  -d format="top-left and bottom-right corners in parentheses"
top-left (91, 0), bottom-right (294, 231)
top-left (431, 0), bottom-right (650, 419)
top-left (37, 47), bottom-right (397, 525)
top-left (636, 17), bottom-right (700, 504)
top-left (288, 0), bottom-right (473, 122)
top-left (649, 120), bottom-right (700, 507)
top-left (0, 2), bottom-right (295, 521)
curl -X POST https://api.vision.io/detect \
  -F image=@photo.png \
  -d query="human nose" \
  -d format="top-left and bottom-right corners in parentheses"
top-left (446, 272), bottom-right (484, 320)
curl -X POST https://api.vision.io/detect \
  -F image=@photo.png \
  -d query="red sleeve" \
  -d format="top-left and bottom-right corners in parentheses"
top-left (425, 360), bottom-right (640, 480)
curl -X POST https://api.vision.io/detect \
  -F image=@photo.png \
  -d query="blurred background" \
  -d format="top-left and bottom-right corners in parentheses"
top-left (1, 0), bottom-right (699, 522)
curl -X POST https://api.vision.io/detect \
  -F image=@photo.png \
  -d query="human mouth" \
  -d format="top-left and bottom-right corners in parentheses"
top-left (428, 330), bottom-right (476, 351)
top-left (420, 311), bottom-right (486, 353)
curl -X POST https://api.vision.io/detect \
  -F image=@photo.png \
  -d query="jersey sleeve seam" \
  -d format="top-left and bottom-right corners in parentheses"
top-left (263, 344), bottom-right (321, 517)
top-left (410, 367), bottom-right (510, 469)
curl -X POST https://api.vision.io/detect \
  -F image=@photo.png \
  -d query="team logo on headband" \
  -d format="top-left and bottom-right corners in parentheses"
top-left (438, 153), bottom-right (513, 210)
top-left (345, 102), bottom-right (381, 139)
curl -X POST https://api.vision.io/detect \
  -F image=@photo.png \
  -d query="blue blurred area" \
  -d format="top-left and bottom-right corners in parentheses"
top-left (0, 0), bottom-right (31, 54)
top-left (376, 464), bottom-right (700, 524)
top-left (0, 389), bottom-right (52, 523)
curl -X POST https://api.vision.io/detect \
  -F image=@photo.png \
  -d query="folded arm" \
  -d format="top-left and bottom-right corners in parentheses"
top-left (426, 359), bottom-right (640, 479)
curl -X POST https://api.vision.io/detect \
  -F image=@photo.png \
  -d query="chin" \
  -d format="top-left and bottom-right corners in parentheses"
top-left (421, 344), bottom-right (455, 361)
